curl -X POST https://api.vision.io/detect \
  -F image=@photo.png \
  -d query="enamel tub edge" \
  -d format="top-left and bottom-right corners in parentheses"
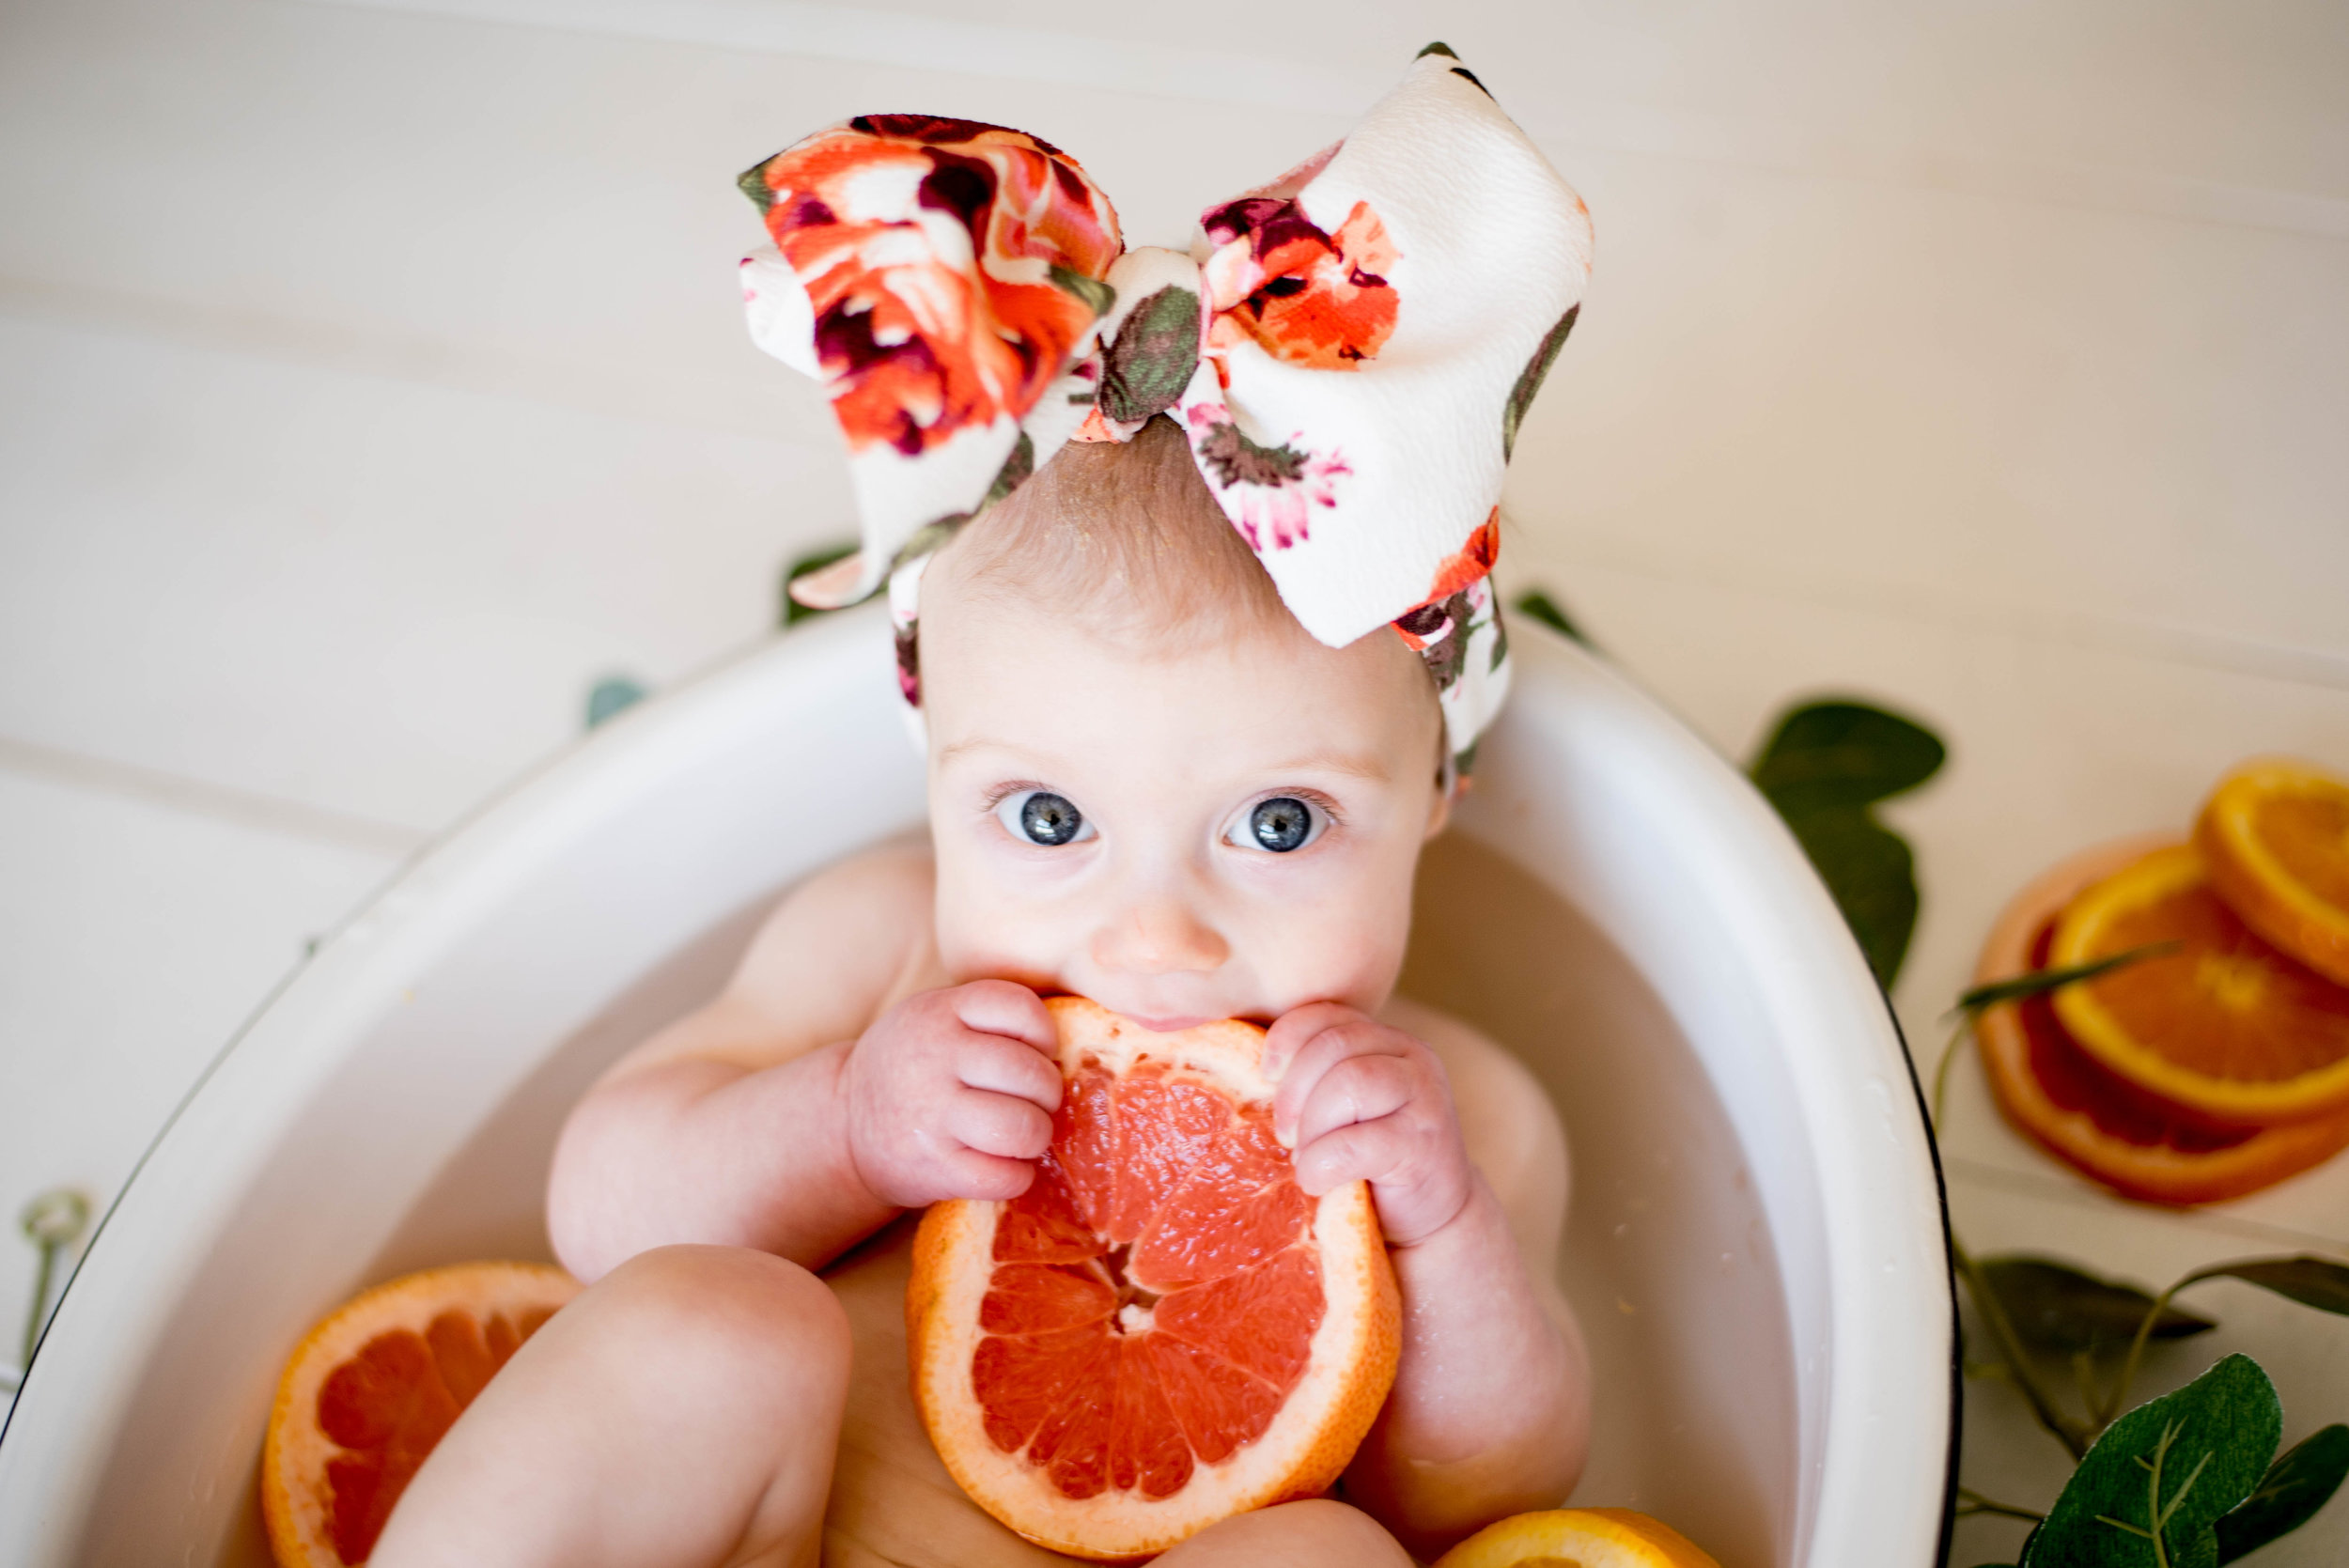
top-left (0, 605), bottom-right (1953, 1566)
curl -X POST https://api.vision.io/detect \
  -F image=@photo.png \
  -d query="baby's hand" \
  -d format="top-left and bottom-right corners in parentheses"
top-left (844, 981), bottom-right (1062, 1209)
top-left (1265, 1003), bottom-right (1473, 1248)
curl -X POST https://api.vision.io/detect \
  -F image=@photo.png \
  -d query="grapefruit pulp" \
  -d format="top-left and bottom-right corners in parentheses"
top-left (907, 997), bottom-right (1401, 1560)
top-left (261, 1260), bottom-right (578, 1567)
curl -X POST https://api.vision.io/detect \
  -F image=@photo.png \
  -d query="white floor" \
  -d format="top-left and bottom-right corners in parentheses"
top-left (2, 0), bottom-right (2345, 1559)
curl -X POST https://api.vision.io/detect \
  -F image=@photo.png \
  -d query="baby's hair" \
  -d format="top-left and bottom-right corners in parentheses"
top-left (938, 415), bottom-right (1293, 645)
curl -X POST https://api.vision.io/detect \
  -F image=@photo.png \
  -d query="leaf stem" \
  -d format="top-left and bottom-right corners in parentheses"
top-left (1930, 1018), bottom-right (1968, 1132)
top-left (1954, 1486), bottom-right (2046, 1523)
top-left (1953, 1234), bottom-right (2093, 1460)
top-left (2100, 1267), bottom-right (2223, 1433)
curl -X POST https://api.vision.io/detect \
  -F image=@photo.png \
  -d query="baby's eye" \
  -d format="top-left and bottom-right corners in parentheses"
top-left (1230, 796), bottom-right (1326, 854)
top-left (997, 789), bottom-right (1094, 847)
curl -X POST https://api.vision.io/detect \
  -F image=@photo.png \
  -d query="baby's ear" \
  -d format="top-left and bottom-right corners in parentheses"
top-left (1423, 767), bottom-right (1456, 841)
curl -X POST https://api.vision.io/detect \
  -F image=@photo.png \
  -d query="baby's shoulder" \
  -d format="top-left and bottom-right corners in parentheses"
top-left (727, 836), bottom-right (943, 1032)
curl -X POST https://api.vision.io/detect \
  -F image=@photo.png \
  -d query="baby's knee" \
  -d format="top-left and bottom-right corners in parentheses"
top-left (588, 1244), bottom-right (850, 1404)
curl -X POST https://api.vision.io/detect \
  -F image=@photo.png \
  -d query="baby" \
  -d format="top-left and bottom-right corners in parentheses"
top-left (375, 44), bottom-right (1596, 1567)
top-left (373, 422), bottom-right (1586, 1568)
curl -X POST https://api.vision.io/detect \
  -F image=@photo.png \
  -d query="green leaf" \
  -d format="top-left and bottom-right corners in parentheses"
top-left (2193, 1257), bottom-right (2349, 1318)
top-left (1775, 805), bottom-right (1920, 988)
top-left (583, 675), bottom-right (648, 729)
top-left (1954, 943), bottom-right (2185, 1017)
top-left (1747, 698), bottom-right (1947, 988)
top-left (2215, 1424), bottom-right (2349, 1563)
top-left (2024, 1354), bottom-right (2281, 1568)
top-left (1099, 287), bottom-right (1201, 424)
top-left (780, 542), bottom-right (858, 628)
top-left (1749, 699), bottom-right (1947, 813)
top-left (1511, 589), bottom-right (1592, 647)
top-left (1978, 1256), bottom-right (2217, 1358)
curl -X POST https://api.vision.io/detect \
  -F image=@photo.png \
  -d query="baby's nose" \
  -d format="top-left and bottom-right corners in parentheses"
top-left (1091, 897), bottom-right (1231, 975)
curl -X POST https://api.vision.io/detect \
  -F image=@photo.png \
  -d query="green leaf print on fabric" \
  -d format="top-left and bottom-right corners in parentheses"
top-left (1194, 422), bottom-right (1309, 489)
top-left (1100, 287), bottom-right (1202, 424)
top-left (1047, 264), bottom-right (1115, 320)
top-left (736, 161), bottom-right (775, 212)
top-left (1502, 303), bottom-right (1579, 459)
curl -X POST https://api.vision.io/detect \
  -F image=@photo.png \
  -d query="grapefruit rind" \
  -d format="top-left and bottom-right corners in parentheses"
top-left (907, 997), bottom-right (1401, 1561)
top-left (2049, 843), bottom-right (2349, 1125)
top-left (1431, 1506), bottom-right (1722, 1568)
top-left (2197, 758), bottom-right (2349, 988)
top-left (260, 1260), bottom-right (579, 1568)
top-left (1974, 837), bottom-right (2349, 1205)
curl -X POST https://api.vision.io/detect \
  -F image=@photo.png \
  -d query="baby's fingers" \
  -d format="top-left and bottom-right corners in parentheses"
top-left (1292, 1051), bottom-right (1418, 1152)
top-left (957, 1032), bottom-right (1064, 1111)
top-left (1272, 1017), bottom-right (1412, 1146)
top-left (936, 1145), bottom-right (1038, 1203)
top-left (948, 1087), bottom-right (1054, 1161)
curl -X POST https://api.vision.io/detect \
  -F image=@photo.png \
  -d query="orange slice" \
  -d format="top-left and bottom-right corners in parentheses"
top-left (262, 1261), bottom-right (578, 1567)
top-left (2049, 841), bottom-right (2349, 1124)
top-left (1432, 1507), bottom-right (1723, 1567)
top-left (1975, 839), bottom-right (2349, 1204)
top-left (2197, 757), bottom-right (2349, 987)
top-left (907, 997), bottom-right (1400, 1560)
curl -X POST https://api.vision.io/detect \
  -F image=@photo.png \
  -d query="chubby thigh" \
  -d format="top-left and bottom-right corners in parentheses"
top-left (372, 1246), bottom-right (852, 1568)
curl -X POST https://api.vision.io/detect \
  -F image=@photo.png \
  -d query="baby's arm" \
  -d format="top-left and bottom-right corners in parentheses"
top-left (1267, 1001), bottom-right (1590, 1559)
top-left (548, 846), bottom-right (1061, 1281)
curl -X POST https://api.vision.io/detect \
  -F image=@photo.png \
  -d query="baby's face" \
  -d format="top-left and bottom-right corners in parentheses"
top-left (921, 576), bottom-right (1446, 1030)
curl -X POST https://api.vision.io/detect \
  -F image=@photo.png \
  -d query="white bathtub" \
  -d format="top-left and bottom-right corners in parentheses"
top-left (0, 608), bottom-right (1955, 1565)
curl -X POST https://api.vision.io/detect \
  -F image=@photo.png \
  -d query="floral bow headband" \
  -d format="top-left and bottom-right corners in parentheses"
top-left (740, 43), bottom-right (1592, 767)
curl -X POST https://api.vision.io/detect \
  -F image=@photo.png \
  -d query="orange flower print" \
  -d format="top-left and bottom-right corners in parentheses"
top-left (1423, 510), bottom-right (1501, 601)
top-left (741, 117), bottom-right (1121, 458)
top-left (1199, 195), bottom-right (1399, 371)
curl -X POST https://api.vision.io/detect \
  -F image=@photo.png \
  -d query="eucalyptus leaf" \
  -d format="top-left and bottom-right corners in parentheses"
top-left (1746, 698), bottom-right (1946, 989)
top-left (1954, 944), bottom-right (2183, 1017)
top-left (2023, 1354), bottom-right (2281, 1568)
top-left (1749, 700), bottom-right (1947, 813)
top-left (2215, 1424), bottom-right (2349, 1563)
top-left (1773, 804), bottom-right (1919, 988)
top-left (1512, 589), bottom-right (1591, 647)
top-left (781, 541), bottom-right (858, 628)
top-left (2190, 1257), bottom-right (2349, 1318)
top-left (1978, 1256), bottom-right (2216, 1358)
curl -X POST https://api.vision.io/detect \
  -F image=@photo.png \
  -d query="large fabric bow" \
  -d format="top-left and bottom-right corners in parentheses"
top-left (739, 44), bottom-right (1592, 763)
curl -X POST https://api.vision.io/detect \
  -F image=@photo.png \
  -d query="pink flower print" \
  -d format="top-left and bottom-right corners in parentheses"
top-left (1184, 400), bottom-right (1349, 551)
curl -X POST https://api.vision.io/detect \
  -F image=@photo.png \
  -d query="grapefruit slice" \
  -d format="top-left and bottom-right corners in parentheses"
top-left (2197, 757), bottom-right (2349, 987)
top-left (907, 997), bottom-right (1400, 1560)
top-left (262, 1261), bottom-right (578, 1567)
top-left (1974, 838), bottom-right (2349, 1204)
top-left (1431, 1507), bottom-right (1722, 1568)
top-left (2048, 841), bottom-right (2349, 1124)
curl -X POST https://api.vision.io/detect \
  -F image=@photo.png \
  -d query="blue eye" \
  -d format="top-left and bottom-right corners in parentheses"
top-left (998, 789), bottom-right (1093, 846)
top-left (1235, 796), bottom-right (1323, 853)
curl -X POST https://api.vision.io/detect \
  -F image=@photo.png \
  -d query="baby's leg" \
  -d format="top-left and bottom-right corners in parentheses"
top-left (1154, 1500), bottom-right (1415, 1567)
top-left (371, 1245), bottom-right (850, 1568)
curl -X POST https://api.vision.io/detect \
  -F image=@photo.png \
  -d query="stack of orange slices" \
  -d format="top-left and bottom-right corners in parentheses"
top-left (1973, 758), bottom-right (2349, 1205)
